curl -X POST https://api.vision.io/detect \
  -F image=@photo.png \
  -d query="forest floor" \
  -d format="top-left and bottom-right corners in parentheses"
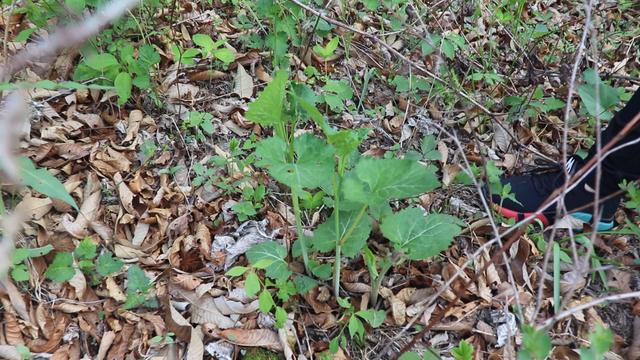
top-left (1, 0), bottom-right (640, 359)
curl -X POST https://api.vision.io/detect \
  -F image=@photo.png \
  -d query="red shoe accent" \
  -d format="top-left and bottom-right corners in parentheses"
top-left (495, 205), bottom-right (550, 226)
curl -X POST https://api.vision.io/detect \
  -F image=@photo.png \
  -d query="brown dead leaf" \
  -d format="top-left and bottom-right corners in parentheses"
top-left (218, 328), bottom-right (283, 352)
top-left (123, 109), bottom-right (142, 144)
top-left (105, 323), bottom-right (135, 360)
top-left (172, 273), bottom-right (203, 291)
top-left (15, 193), bottom-right (52, 220)
top-left (28, 313), bottom-right (67, 352)
top-left (187, 326), bottom-right (204, 360)
top-left (0, 278), bottom-right (29, 321)
top-left (96, 331), bottom-right (116, 360)
top-left (304, 287), bottom-right (333, 314)
top-left (3, 311), bottom-right (24, 345)
top-left (233, 64), bottom-right (254, 98)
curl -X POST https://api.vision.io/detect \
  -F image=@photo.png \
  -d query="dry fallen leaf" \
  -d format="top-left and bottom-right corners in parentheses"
top-left (233, 64), bottom-right (254, 98)
top-left (217, 328), bottom-right (283, 352)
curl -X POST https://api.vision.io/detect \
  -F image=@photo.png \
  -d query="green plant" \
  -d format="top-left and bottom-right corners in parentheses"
top-left (519, 325), bottom-right (551, 360)
top-left (74, 44), bottom-right (161, 105)
top-left (11, 245), bottom-right (54, 282)
top-left (226, 241), bottom-right (307, 329)
top-left (150, 332), bottom-right (176, 345)
top-left (313, 36), bottom-right (340, 59)
top-left (578, 69), bottom-right (622, 121)
top-left (327, 297), bottom-right (386, 353)
top-left (518, 324), bottom-right (613, 360)
top-left (245, 69), bottom-right (462, 299)
top-left (11, 238), bottom-right (124, 284)
top-left (123, 264), bottom-right (157, 309)
top-left (451, 340), bottom-right (474, 360)
top-left (232, 184), bottom-right (267, 221)
top-left (182, 111), bottom-right (216, 142)
top-left (192, 34), bottom-right (236, 66)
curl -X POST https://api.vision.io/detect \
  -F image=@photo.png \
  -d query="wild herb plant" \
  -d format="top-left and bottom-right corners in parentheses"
top-left (243, 69), bottom-right (462, 298)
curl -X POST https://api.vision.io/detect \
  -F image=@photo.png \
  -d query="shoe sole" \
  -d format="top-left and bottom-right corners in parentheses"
top-left (495, 205), bottom-right (614, 232)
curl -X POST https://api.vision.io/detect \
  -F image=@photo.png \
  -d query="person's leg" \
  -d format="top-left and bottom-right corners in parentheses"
top-left (491, 87), bottom-right (640, 230)
top-left (584, 88), bottom-right (640, 196)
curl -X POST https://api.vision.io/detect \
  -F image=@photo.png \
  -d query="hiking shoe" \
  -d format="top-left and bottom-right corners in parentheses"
top-left (488, 157), bottom-right (620, 231)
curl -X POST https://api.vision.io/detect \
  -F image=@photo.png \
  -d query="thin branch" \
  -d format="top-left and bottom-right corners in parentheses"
top-left (540, 290), bottom-right (640, 329)
top-left (0, 0), bottom-right (139, 81)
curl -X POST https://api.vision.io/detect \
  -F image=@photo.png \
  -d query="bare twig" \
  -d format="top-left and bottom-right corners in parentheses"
top-left (540, 290), bottom-right (640, 329)
top-left (0, 0), bottom-right (139, 81)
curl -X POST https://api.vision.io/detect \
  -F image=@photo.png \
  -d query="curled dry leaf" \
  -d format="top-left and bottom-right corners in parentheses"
top-left (218, 328), bottom-right (283, 352)
top-left (3, 312), bottom-right (24, 345)
top-left (172, 273), bottom-right (203, 291)
top-left (123, 110), bottom-right (142, 144)
top-left (187, 326), bottom-right (204, 360)
top-left (27, 313), bottom-right (68, 352)
top-left (96, 331), bottom-right (116, 360)
top-left (233, 64), bottom-right (254, 98)
top-left (304, 287), bottom-right (333, 314)
top-left (0, 278), bottom-right (29, 322)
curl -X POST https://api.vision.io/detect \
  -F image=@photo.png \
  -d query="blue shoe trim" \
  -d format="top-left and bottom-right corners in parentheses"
top-left (571, 212), bottom-right (614, 232)
top-left (572, 212), bottom-right (593, 222)
top-left (595, 221), bottom-right (614, 232)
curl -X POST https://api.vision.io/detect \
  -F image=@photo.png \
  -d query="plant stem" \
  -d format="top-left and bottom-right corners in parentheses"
top-left (291, 190), bottom-right (310, 273)
top-left (332, 174), bottom-right (341, 297)
top-left (370, 254), bottom-right (395, 307)
top-left (333, 204), bottom-right (368, 296)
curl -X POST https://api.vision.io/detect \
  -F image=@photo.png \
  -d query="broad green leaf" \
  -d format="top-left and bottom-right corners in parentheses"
top-left (96, 252), bottom-right (123, 276)
top-left (12, 245), bottom-right (53, 264)
top-left (252, 259), bottom-right (274, 269)
top-left (398, 353), bottom-right (421, 360)
top-left (356, 309), bottom-right (386, 328)
top-left (380, 207), bottom-right (461, 260)
top-left (114, 72), bottom-right (132, 105)
top-left (293, 94), bottom-right (334, 136)
top-left (139, 44), bottom-right (161, 66)
top-left (293, 274), bottom-right (317, 295)
top-left (246, 241), bottom-right (291, 279)
top-left (309, 260), bottom-right (332, 280)
top-left (579, 69), bottom-right (620, 120)
top-left (258, 289), bottom-right (275, 313)
top-left (245, 70), bottom-right (288, 127)
top-left (11, 264), bottom-right (29, 282)
top-left (343, 158), bottom-right (440, 206)
top-left (14, 28), bottom-right (37, 42)
top-left (519, 325), bottom-right (551, 360)
top-left (74, 238), bottom-right (97, 260)
top-left (310, 210), bottom-right (372, 257)
top-left (193, 33), bottom-right (216, 54)
top-left (44, 252), bottom-right (75, 282)
top-left (126, 265), bottom-right (152, 294)
top-left (348, 316), bottom-right (365, 340)
top-left (322, 79), bottom-right (353, 112)
top-left (451, 340), bottom-right (474, 360)
top-left (18, 157), bottom-right (78, 211)
top-left (85, 53), bottom-right (119, 71)
top-left (313, 36), bottom-right (339, 58)
top-left (214, 48), bottom-right (235, 65)
top-left (275, 306), bottom-right (287, 328)
top-left (225, 266), bottom-right (249, 276)
top-left (244, 271), bottom-right (261, 297)
top-left (255, 134), bottom-right (336, 193)
top-left (328, 129), bottom-right (369, 158)
top-left (579, 324), bottom-right (613, 360)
